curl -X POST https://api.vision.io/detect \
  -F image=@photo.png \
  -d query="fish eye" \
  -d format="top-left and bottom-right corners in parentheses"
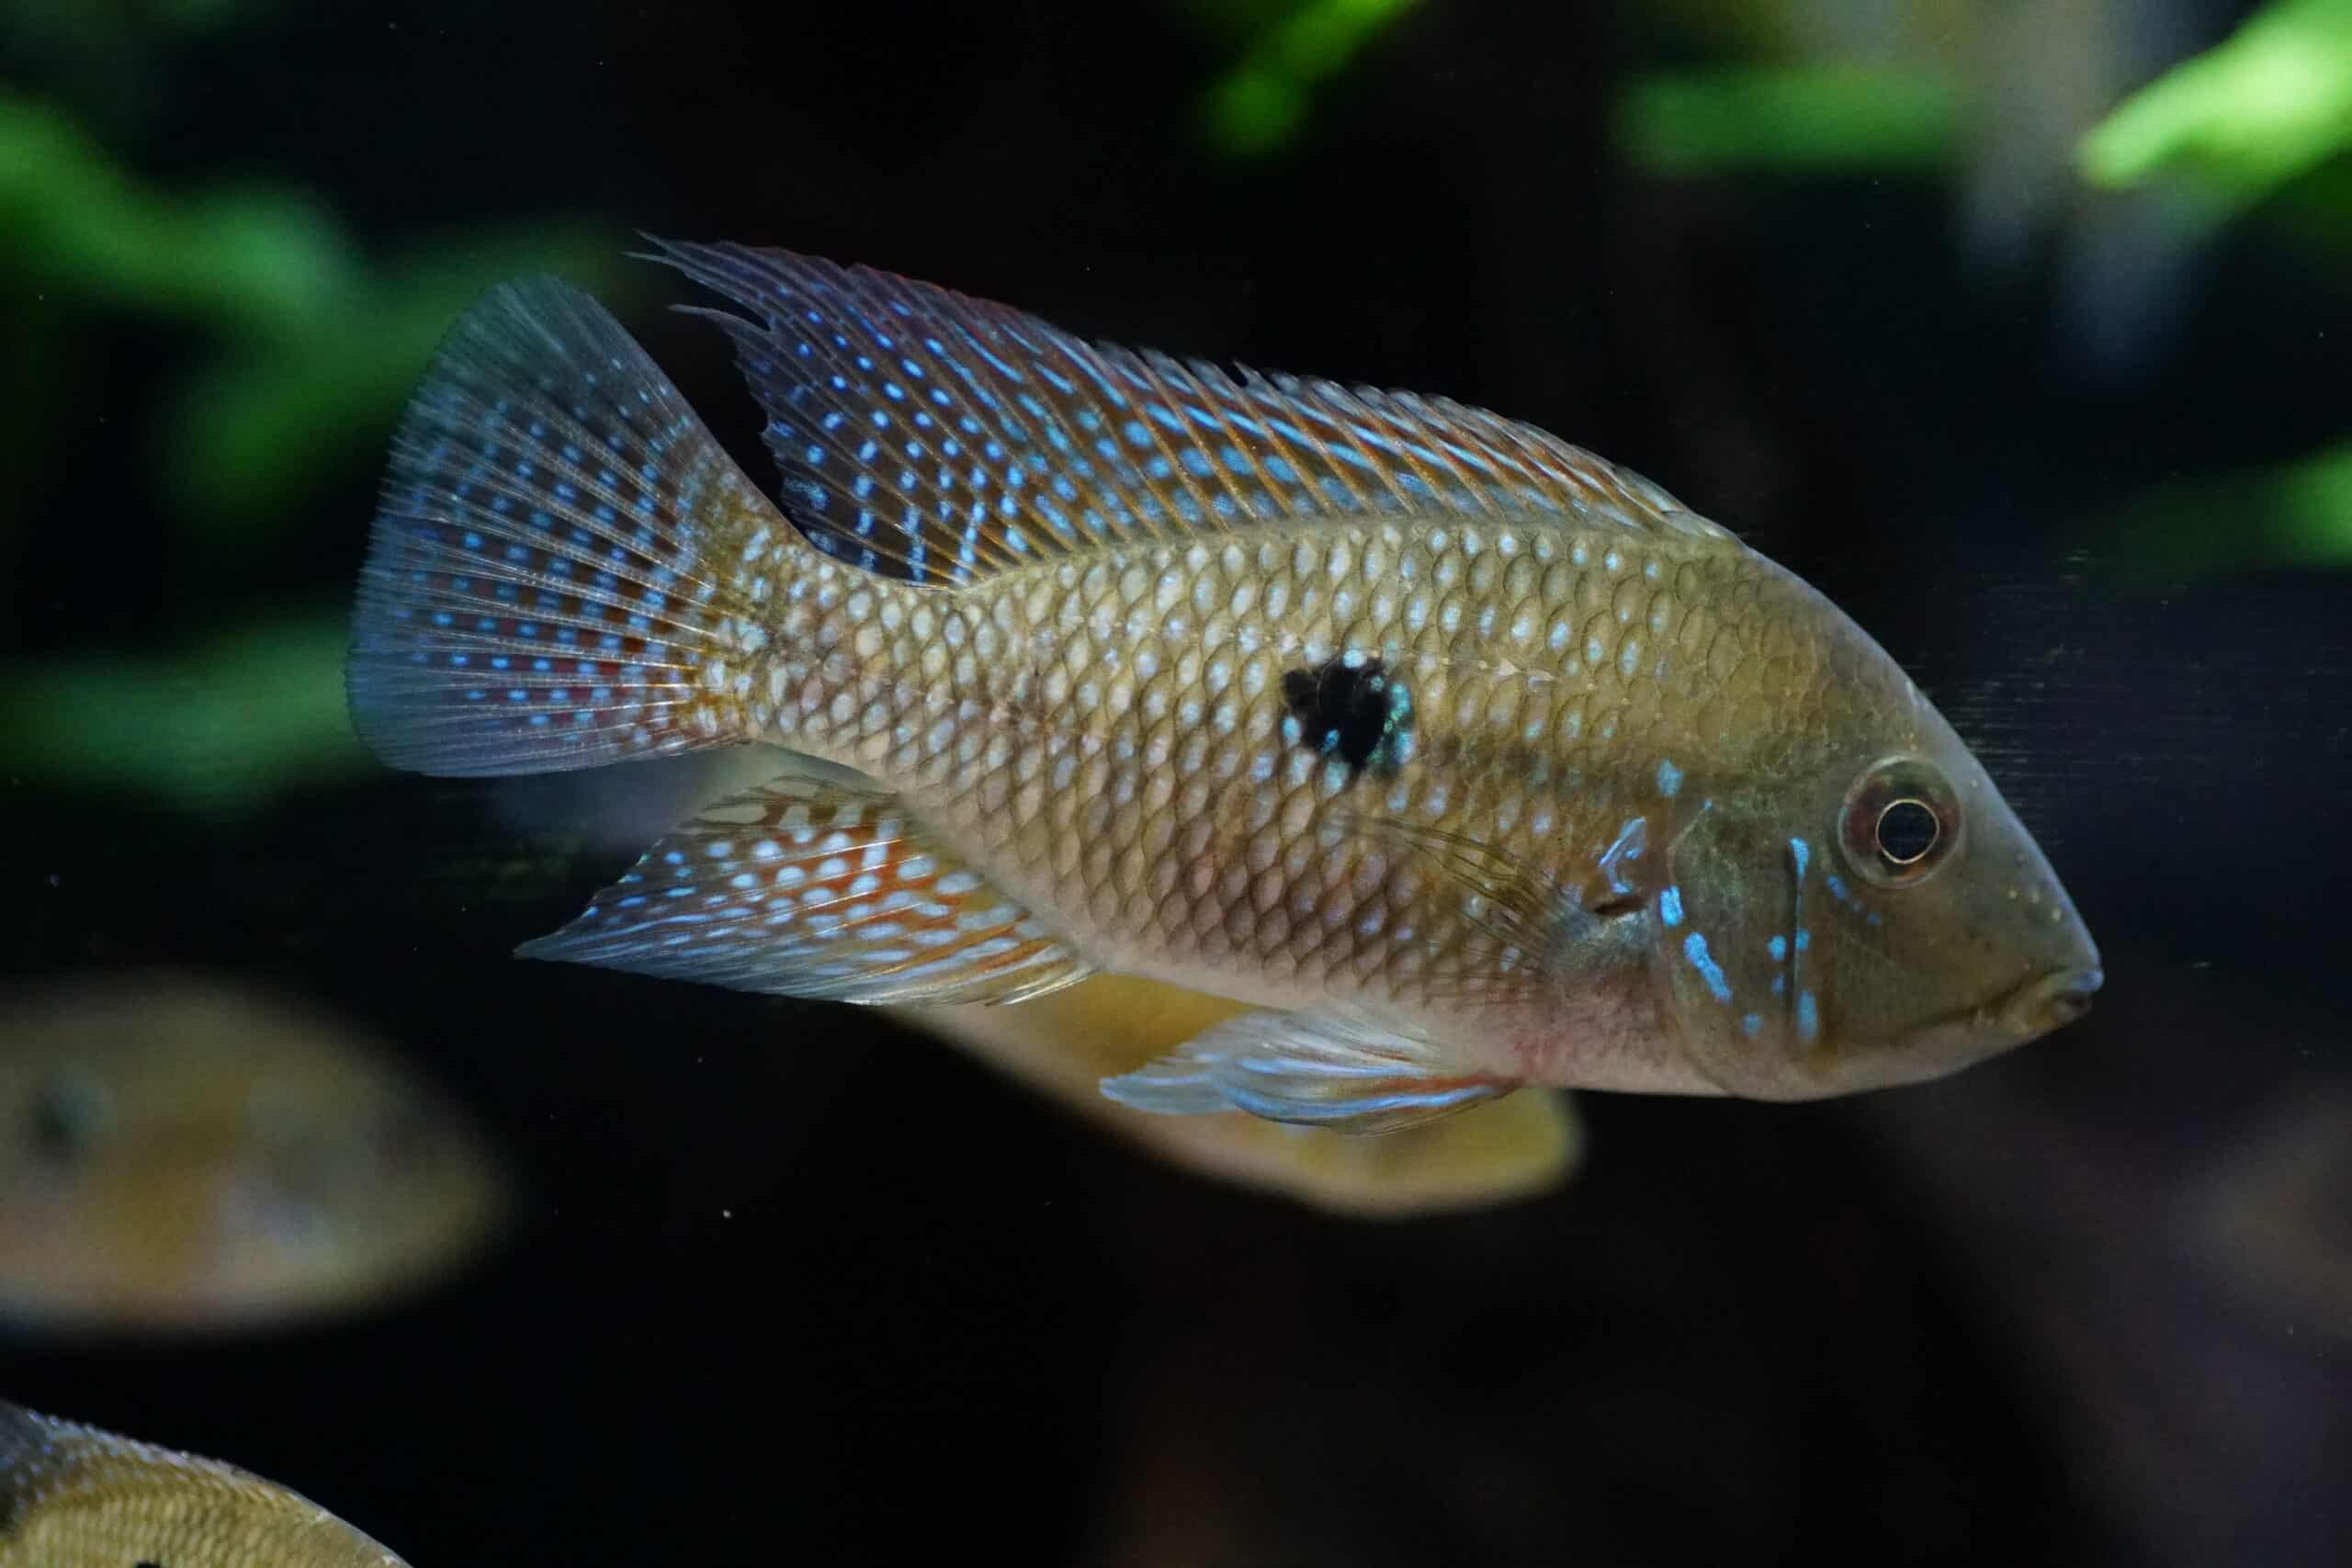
top-left (28, 1070), bottom-right (113, 1168)
top-left (1839, 756), bottom-right (1961, 887)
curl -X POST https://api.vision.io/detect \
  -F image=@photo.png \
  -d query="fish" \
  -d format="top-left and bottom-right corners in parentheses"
top-left (345, 240), bottom-right (2101, 1134)
top-left (0, 1400), bottom-right (409, 1565)
top-left (893, 973), bottom-right (1580, 1214)
top-left (0, 971), bottom-right (508, 1332)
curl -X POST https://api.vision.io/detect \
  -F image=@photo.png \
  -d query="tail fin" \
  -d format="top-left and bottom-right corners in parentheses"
top-left (348, 278), bottom-right (780, 777)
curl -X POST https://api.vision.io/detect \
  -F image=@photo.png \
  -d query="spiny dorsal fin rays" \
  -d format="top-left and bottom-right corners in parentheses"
top-left (635, 237), bottom-right (1736, 589)
top-left (516, 771), bottom-right (1095, 1006)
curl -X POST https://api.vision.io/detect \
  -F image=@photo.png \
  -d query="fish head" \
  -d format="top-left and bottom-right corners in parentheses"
top-left (1655, 633), bottom-right (2101, 1100)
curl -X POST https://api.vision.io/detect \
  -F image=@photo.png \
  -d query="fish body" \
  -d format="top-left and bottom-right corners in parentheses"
top-left (0, 971), bottom-right (507, 1331)
top-left (0, 1402), bottom-right (408, 1566)
top-left (348, 242), bottom-right (2099, 1131)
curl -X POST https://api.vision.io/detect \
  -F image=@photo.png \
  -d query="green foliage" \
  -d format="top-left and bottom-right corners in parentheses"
top-left (2081, 0), bottom-right (2352, 208)
top-left (1199, 0), bottom-right (1424, 158)
top-left (166, 226), bottom-right (628, 533)
top-left (2, 615), bottom-right (369, 814)
top-left (1612, 62), bottom-right (1961, 175)
top-left (0, 95), bottom-right (361, 342)
top-left (2103, 443), bottom-right (2352, 584)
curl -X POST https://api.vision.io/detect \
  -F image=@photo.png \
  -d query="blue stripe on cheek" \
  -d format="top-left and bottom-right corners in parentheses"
top-left (1659, 886), bottom-right (1683, 927)
top-left (1681, 931), bottom-right (1733, 1004)
top-left (1797, 991), bottom-right (1820, 1043)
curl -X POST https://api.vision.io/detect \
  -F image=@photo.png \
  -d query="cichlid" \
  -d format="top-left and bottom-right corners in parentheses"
top-left (347, 241), bottom-right (2100, 1134)
top-left (893, 973), bottom-right (1580, 1213)
top-left (0, 1401), bottom-right (408, 1566)
top-left (0, 971), bottom-right (508, 1332)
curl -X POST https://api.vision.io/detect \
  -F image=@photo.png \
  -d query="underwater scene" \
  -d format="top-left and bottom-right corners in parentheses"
top-left (4, 0), bottom-right (2347, 1562)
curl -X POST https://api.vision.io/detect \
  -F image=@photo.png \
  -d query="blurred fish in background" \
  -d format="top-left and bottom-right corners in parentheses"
top-left (898, 976), bottom-right (1581, 1217)
top-left (0, 1399), bottom-right (411, 1565)
top-left (0, 971), bottom-right (508, 1333)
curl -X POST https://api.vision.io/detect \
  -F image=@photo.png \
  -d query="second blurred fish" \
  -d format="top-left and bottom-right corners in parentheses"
top-left (0, 970), bottom-right (509, 1333)
top-left (895, 974), bottom-right (1582, 1216)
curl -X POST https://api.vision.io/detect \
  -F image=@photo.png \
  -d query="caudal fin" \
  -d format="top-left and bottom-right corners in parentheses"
top-left (348, 278), bottom-right (779, 777)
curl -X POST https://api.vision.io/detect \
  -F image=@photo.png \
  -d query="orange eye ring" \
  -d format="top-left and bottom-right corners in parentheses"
top-left (1839, 757), bottom-right (1962, 887)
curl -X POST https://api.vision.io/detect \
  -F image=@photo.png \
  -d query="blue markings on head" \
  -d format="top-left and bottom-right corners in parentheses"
top-left (1657, 759), bottom-right (1682, 797)
top-left (1795, 928), bottom-right (1811, 953)
top-left (1790, 837), bottom-right (1811, 882)
top-left (1797, 991), bottom-right (1820, 1043)
top-left (1600, 817), bottom-right (1648, 896)
top-left (1826, 873), bottom-right (1853, 905)
top-left (1659, 886), bottom-right (1684, 927)
top-left (1681, 931), bottom-right (1733, 1004)
top-left (1768, 934), bottom-right (1787, 963)
top-left (1742, 1013), bottom-right (1762, 1037)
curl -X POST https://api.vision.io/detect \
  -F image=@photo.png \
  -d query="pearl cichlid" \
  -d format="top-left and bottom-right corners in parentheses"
top-left (347, 242), bottom-right (2101, 1134)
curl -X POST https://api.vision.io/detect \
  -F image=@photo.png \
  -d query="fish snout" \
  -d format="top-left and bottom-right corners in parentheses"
top-left (2005, 965), bottom-right (2102, 1037)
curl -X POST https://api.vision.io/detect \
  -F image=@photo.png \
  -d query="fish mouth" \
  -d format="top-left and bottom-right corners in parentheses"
top-left (1996, 965), bottom-right (2103, 1038)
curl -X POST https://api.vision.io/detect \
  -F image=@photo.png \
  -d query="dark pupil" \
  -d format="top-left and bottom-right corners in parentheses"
top-left (1875, 799), bottom-right (1940, 865)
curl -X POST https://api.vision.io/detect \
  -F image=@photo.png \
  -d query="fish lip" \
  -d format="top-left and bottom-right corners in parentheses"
top-left (1993, 964), bottom-right (2103, 1037)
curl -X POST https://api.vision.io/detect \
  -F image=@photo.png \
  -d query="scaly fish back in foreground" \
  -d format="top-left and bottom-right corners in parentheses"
top-left (0, 1403), bottom-right (408, 1567)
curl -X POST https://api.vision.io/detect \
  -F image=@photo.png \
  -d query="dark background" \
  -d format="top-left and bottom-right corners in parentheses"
top-left (6, 2), bottom-right (2348, 1563)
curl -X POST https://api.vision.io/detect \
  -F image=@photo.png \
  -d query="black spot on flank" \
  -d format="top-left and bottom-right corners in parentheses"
top-left (1280, 655), bottom-right (1415, 777)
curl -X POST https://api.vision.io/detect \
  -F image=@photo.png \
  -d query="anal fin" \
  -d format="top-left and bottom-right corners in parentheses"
top-left (518, 770), bottom-right (1092, 1005)
top-left (1100, 1009), bottom-right (1513, 1135)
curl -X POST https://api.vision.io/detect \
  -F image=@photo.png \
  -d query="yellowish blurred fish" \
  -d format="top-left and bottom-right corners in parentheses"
top-left (894, 973), bottom-right (1579, 1215)
top-left (0, 1401), bottom-right (408, 1566)
top-left (348, 244), bottom-right (2098, 1135)
top-left (0, 971), bottom-right (508, 1332)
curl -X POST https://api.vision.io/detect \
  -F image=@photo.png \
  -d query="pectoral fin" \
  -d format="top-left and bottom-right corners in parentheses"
top-left (1099, 1009), bottom-right (1512, 1135)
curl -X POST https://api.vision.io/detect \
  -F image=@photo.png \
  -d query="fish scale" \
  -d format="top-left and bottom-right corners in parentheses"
top-left (0, 1404), bottom-right (407, 1566)
top-left (350, 242), bottom-right (2100, 1131)
top-left (743, 516), bottom-right (1842, 1026)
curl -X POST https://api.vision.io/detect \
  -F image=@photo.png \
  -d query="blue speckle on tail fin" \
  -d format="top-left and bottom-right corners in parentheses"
top-left (348, 278), bottom-right (778, 777)
top-left (635, 238), bottom-right (1734, 591)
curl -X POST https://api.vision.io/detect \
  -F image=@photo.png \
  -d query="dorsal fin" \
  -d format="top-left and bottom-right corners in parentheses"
top-left (638, 238), bottom-right (1736, 586)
